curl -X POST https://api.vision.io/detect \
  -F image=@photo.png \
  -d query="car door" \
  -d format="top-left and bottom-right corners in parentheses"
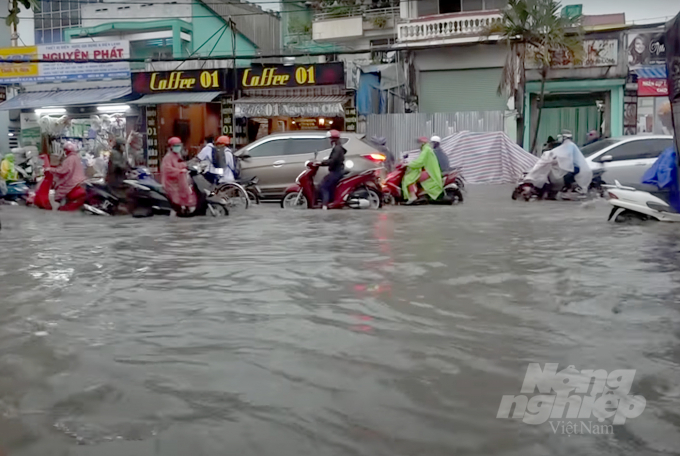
top-left (279, 137), bottom-right (330, 188)
top-left (237, 137), bottom-right (290, 197)
top-left (594, 139), bottom-right (673, 184)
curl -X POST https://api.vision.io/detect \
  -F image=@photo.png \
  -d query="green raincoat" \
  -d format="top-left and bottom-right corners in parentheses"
top-left (402, 143), bottom-right (444, 200)
top-left (0, 154), bottom-right (18, 182)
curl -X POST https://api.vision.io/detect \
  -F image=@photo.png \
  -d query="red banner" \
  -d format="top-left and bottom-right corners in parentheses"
top-left (638, 78), bottom-right (668, 96)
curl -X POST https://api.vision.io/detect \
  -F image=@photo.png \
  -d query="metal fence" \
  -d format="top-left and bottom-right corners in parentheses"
top-left (366, 111), bottom-right (505, 155)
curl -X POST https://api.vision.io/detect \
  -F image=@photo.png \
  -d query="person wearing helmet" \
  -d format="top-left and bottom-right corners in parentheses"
top-left (430, 135), bottom-right (450, 173)
top-left (402, 137), bottom-right (443, 203)
top-left (558, 129), bottom-right (591, 193)
top-left (319, 129), bottom-right (346, 209)
top-left (161, 137), bottom-right (197, 213)
top-left (46, 141), bottom-right (87, 210)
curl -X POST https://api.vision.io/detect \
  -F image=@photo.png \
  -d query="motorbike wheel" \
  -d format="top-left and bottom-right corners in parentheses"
top-left (614, 209), bottom-right (649, 223)
top-left (281, 191), bottom-right (308, 209)
top-left (207, 203), bottom-right (229, 217)
top-left (446, 188), bottom-right (464, 204)
top-left (85, 196), bottom-right (115, 215)
top-left (366, 189), bottom-right (382, 209)
top-left (216, 184), bottom-right (250, 210)
top-left (246, 189), bottom-right (260, 205)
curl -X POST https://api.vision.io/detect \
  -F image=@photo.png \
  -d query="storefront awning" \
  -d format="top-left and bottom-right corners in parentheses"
top-left (129, 92), bottom-right (222, 104)
top-left (633, 66), bottom-right (667, 79)
top-left (234, 96), bottom-right (349, 118)
top-left (0, 86), bottom-right (132, 111)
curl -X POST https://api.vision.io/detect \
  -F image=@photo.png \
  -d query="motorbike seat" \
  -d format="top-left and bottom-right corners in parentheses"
top-left (138, 178), bottom-right (166, 194)
top-left (627, 182), bottom-right (675, 206)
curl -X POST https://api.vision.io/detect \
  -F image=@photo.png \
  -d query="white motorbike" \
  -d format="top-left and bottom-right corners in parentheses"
top-left (605, 180), bottom-right (680, 222)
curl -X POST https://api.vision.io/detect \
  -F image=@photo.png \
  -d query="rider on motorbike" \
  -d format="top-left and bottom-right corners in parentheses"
top-left (0, 153), bottom-right (18, 182)
top-left (106, 138), bottom-right (130, 199)
top-left (320, 129), bottom-right (346, 210)
top-left (558, 130), bottom-right (591, 192)
top-left (402, 137), bottom-right (444, 204)
top-left (46, 141), bottom-right (87, 211)
top-left (431, 135), bottom-right (450, 174)
top-left (161, 137), bottom-right (197, 214)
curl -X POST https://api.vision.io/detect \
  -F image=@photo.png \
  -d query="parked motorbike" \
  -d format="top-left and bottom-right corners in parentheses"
top-left (381, 162), bottom-right (465, 205)
top-left (0, 180), bottom-right (29, 204)
top-left (604, 180), bottom-right (680, 222)
top-left (280, 161), bottom-right (382, 209)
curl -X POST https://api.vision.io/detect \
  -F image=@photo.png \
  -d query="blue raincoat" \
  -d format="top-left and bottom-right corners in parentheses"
top-left (641, 146), bottom-right (680, 212)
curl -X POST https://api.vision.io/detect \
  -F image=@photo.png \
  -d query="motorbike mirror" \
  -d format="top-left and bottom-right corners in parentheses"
top-left (402, 153), bottom-right (409, 159)
top-left (240, 153), bottom-right (251, 160)
top-left (599, 155), bottom-right (613, 163)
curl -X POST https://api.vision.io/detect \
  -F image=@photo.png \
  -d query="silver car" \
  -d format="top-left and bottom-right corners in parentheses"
top-left (234, 132), bottom-right (387, 199)
top-left (584, 135), bottom-right (674, 185)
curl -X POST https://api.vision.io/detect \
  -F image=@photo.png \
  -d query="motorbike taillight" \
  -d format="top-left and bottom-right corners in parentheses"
top-left (607, 192), bottom-right (618, 200)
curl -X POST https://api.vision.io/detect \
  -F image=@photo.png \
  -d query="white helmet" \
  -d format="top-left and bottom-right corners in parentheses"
top-left (430, 135), bottom-right (441, 143)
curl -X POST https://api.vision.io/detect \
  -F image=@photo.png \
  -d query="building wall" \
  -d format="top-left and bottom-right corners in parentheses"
top-left (81, 1), bottom-right (192, 27)
top-left (414, 44), bottom-right (507, 71)
top-left (191, 2), bottom-right (257, 64)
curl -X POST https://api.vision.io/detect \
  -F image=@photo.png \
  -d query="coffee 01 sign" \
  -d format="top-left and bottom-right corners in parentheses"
top-left (237, 62), bottom-right (344, 89)
top-left (133, 70), bottom-right (227, 94)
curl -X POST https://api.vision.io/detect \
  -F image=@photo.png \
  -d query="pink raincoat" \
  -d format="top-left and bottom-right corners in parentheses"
top-left (161, 151), bottom-right (197, 208)
top-left (53, 151), bottom-right (86, 200)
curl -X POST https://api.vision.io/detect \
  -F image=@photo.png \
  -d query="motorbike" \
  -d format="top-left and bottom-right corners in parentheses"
top-left (0, 180), bottom-right (30, 204)
top-left (83, 164), bottom-right (229, 217)
top-left (512, 168), bottom-right (605, 201)
top-left (604, 180), bottom-right (680, 222)
top-left (280, 161), bottom-right (382, 209)
top-left (381, 162), bottom-right (465, 205)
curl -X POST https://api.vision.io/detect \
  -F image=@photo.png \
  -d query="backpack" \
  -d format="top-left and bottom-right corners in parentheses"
top-left (210, 144), bottom-right (227, 170)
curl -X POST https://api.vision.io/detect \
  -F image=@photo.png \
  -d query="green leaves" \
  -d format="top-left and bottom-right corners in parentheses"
top-left (7, 0), bottom-right (40, 29)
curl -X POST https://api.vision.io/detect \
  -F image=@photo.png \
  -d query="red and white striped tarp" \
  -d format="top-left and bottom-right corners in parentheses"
top-left (406, 131), bottom-right (538, 184)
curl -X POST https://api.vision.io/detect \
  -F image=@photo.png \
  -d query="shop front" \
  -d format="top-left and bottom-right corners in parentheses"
top-left (232, 62), bottom-right (353, 146)
top-left (130, 69), bottom-right (229, 173)
top-left (0, 40), bottom-right (133, 163)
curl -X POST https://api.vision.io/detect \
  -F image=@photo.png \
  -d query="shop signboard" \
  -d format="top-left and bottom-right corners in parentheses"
top-left (146, 107), bottom-right (160, 173)
top-left (221, 98), bottom-right (234, 136)
top-left (345, 107), bottom-right (357, 133)
top-left (628, 31), bottom-right (666, 68)
top-left (133, 69), bottom-right (227, 94)
top-left (237, 62), bottom-right (345, 90)
top-left (0, 41), bottom-right (130, 83)
top-left (20, 112), bottom-right (40, 149)
top-left (526, 39), bottom-right (618, 69)
top-left (235, 101), bottom-right (345, 118)
top-left (638, 78), bottom-right (668, 97)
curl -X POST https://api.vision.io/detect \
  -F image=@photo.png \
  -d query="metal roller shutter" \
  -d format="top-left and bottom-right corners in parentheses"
top-left (419, 68), bottom-right (506, 113)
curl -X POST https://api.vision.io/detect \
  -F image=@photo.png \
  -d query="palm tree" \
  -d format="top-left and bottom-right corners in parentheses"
top-left (6, 0), bottom-right (40, 47)
top-left (488, 0), bottom-right (583, 152)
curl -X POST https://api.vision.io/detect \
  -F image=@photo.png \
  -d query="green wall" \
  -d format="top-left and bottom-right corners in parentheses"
top-left (192, 2), bottom-right (256, 66)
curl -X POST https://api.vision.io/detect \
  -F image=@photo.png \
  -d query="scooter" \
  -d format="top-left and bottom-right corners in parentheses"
top-left (0, 180), bottom-right (30, 204)
top-left (512, 168), bottom-right (605, 201)
top-left (605, 180), bottom-right (680, 222)
top-left (280, 161), bottom-right (382, 209)
top-left (381, 162), bottom-right (465, 205)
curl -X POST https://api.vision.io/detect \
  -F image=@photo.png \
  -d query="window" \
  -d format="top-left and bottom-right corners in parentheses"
top-left (638, 139), bottom-right (674, 159)
top-left (286, 138), bottom-right (329, 156)
top-left (247, 139), bottom-right (289, 158)
top-left (440, 0), bottom-right (462, 13)
top-left (582, 139), bottom-right (620, 157)
top-left (595, 140), bottom-right (667, 162)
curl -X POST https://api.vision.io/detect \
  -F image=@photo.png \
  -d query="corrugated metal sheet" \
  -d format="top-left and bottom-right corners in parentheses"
top-left (207, 1), bottom-right (281, 54)
top-left (0, 86), bottom-right (132, 111)
top-left (366, 111), bottom-right (505, 155)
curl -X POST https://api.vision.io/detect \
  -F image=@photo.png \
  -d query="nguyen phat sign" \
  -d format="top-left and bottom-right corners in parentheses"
top-left (0, 41), bottom-right (130, 83)
top-left (237, 62), bottom-right (345, 89)
top-left (132, 69), bottom-right (227, 93)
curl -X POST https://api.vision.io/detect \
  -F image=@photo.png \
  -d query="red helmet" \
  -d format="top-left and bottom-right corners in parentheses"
top-left (215, 135), bottom-right (230, 146)
top-left (168, 137), bottom-right (182, 146)
top-left (417, 137), bottom-right (429, 144)
top-left (328, 129), bottom-right (341, 139)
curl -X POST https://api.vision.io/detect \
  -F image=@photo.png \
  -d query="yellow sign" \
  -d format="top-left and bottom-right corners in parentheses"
top-left (0, 46), bottom-right (39, 80)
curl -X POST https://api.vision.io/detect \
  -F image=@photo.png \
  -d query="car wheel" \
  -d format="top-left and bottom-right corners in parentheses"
top-left (281, 191), bottom-right (308, 209)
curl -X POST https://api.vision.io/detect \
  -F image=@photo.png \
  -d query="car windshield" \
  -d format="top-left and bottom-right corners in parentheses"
top-left (581, 138), bottom-right (620, 157)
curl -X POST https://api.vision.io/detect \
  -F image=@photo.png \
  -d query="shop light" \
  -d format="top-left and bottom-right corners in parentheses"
top-left (8, 132), bottom-right (14, 137)
top-left (35, 107), bottom-right (66, 115)
top-left (318, 118), bottom-right (325, 126)
top-left (329, 120), bottom-right (333, 125)
top-left (97, 105), bottom-right (130, 113)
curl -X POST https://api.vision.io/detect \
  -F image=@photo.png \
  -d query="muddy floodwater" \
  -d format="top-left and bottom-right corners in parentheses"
top-left (1, 185), bottom-right (679, 456)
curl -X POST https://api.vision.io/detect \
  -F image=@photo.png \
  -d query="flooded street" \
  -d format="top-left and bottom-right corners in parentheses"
top-left (1, 185), bottom-right (679, 456)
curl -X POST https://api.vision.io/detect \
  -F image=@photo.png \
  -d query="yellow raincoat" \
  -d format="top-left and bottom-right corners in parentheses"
top-left (1, 154), bottom-right (18, 181)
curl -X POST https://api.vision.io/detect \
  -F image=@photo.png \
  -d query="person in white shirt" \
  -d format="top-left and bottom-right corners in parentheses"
top-left (196, 136), bottom-right (220, 184)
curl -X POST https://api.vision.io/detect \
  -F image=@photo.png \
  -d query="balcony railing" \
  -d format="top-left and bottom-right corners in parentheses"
top-left (398, 11), bottom-right (503, 42)
top-left (314, 5), bottom-right (400, 22)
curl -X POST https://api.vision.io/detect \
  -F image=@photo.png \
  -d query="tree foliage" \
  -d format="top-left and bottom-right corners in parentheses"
top-left (6, 0), bottom-right (40, 28)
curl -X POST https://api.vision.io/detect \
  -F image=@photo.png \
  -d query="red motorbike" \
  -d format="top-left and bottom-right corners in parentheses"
top-left (281, 161), bottom-right (383, 209)
top-left (382, 163), bottom-right (465, 205)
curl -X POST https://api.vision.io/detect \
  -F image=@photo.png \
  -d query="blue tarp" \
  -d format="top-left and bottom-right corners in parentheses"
top-left (642, 146), bottom-right (680, 212)
top-left (357, 72), bottom-right (381, 116)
